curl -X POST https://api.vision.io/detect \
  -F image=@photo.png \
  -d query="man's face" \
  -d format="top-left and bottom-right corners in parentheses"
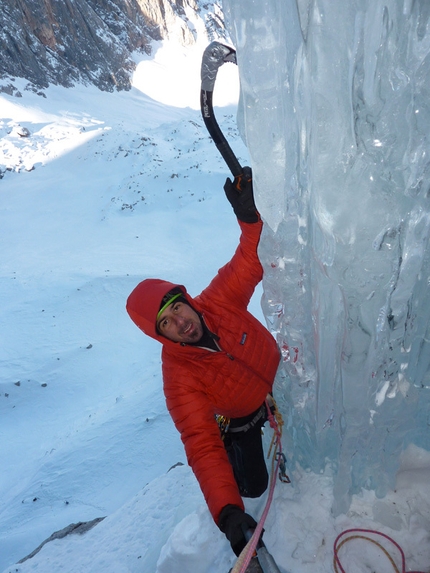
top-left (157, 300), bottom-right (203, 343)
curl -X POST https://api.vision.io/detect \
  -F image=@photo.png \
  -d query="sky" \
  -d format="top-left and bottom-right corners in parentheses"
top-left (1, 36), bottom-right (429, 573)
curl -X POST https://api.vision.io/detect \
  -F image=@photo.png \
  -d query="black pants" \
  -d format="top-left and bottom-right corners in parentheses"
top-left (223, 406), bottom-right (268, 498)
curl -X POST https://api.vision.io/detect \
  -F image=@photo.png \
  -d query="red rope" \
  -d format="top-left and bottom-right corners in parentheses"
top-left (333, 528), bottom-right (428, 573)
top-left (232, 412), bottom-right (428, 573)
top-left (234, 400), bottom-right (285, 573)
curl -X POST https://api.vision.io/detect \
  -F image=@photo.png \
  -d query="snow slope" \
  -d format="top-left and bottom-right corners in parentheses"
top-left (1, 40), bottom-right (429, 573)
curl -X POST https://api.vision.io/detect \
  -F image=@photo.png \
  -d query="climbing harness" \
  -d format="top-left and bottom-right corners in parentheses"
top-left (216, 405), bottom-right (268, 442)
top-left (228, 407), bottom-right (266, 434)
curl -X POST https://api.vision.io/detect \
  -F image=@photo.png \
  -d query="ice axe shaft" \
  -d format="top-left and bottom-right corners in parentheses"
top-left (200, 41), bottom-right (242, 177)
top-left (255, 546), bottom-right (283, 573)
top-left (243, 529), bottom-right (286, 573)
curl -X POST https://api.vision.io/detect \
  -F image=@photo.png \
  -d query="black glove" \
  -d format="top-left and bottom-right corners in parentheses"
top-left (218, 504), bottom-right (257, 556)
top-left (223, 166), bottom-right (259, 223)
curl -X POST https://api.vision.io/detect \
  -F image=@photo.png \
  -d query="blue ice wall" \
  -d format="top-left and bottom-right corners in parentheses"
top-left (222, 0), bottom-right (430, 514)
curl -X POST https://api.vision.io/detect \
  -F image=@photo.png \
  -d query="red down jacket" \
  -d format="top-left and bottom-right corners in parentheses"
top-left (126, 219), bottom-right (280, 523)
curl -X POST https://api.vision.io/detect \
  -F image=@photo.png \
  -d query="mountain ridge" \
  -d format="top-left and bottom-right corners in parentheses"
top-left (0, 0), bottom-right (225, 94)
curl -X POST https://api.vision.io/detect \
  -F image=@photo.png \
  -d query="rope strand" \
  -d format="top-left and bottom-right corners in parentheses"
top-left (231, 398), bottom-right (287, 573)
top-left (333, 528), bottom-right (427, 573)
top-left (230, 402), bottom-right (427, 573)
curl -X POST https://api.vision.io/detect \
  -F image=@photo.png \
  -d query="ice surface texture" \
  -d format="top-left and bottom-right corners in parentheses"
top-left (222, 0), bottom-right (430, 514)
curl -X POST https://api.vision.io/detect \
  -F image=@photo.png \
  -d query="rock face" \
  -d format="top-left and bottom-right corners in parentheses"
top-left (0, 0), bottom-right (221, 92)
top-left (18, 518), bottom-right (106, 563)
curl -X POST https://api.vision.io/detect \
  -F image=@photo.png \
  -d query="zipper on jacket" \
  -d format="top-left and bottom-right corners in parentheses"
top-left (201, 322), bottom-right (235, 359)
top-left (195, 335), bottom-right (236, 361)
top-left (180, 314), bottom-right (241, 363)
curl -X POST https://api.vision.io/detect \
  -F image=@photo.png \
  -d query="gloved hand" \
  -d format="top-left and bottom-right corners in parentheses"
top-left (218, 504), bottom-right (258, 556)
top-left (223, 166), bottom-right (259, 223)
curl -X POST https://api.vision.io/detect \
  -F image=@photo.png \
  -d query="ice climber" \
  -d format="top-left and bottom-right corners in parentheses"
top-left (126, 168), bottom-right (280, 557)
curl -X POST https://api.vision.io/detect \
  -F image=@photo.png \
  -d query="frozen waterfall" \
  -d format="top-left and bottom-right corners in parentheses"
top-left (222, 0), bottom-right (430, 514)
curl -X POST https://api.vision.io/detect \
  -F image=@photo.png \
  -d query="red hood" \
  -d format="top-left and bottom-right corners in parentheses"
top-left (126, 279), bottom-right (193, 344)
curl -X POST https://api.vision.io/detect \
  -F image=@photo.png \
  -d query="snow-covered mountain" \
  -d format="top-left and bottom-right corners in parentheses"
top-left (1, 41), bottom-right (429, 573)
top-left (1, 2), bottom-right (429, 573)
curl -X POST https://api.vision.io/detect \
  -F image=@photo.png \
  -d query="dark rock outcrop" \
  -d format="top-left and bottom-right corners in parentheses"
top-left (0, 0), bottom-right (220, 92)
top-left (17, 518), bottom-right (106, 563)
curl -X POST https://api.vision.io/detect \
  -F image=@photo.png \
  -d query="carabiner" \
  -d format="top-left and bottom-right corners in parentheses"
top-left (276, 452), bottom-right (291, 483)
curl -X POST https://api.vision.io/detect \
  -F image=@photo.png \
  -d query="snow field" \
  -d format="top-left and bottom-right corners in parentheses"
top-left (0, 38), bottom-right (429, 573)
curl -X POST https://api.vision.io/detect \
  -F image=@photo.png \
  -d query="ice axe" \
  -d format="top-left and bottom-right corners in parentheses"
top-left (242, 528), bottom-right (284, 573)
top-left (228, 527), bottom-right (284, 573)
top-left (200, 41), bottom-right (243, 178)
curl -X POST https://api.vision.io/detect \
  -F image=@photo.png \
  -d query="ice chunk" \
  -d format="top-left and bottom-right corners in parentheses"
top-left (223, 0), bottom-right (430, 513)
top-left (156, 506), bottom-right (230, 573)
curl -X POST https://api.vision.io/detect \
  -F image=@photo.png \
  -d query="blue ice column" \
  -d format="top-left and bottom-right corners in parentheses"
top-left (223, 0), bottom-right (430, 514)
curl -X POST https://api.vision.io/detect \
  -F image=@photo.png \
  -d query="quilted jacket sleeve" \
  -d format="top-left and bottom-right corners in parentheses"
top-left (198, 219), bottom-right (264, 311)
top-left (163, 364), bottom-right (244, 523)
